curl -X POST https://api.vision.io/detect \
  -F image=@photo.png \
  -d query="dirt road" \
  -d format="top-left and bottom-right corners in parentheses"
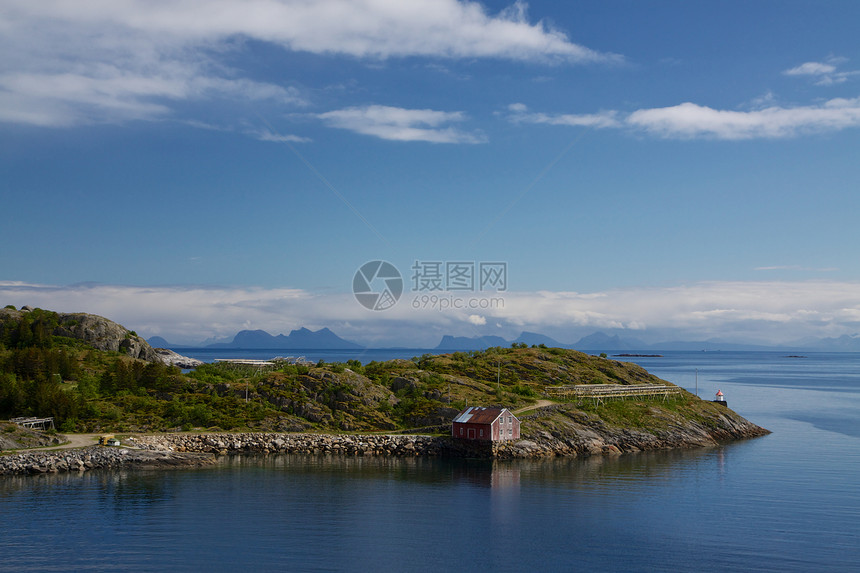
top-left (26, 433), bottom-right (101, 451)
top-left (513, 399), bottom-right (555, 415)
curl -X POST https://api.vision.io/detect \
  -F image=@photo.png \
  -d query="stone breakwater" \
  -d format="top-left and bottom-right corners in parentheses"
top-left (0, 446), bottom-right (215, 476)
top-left (132, 432), bottom-right (538, 459)
top-left (128, 412), bottom-right (769, 461)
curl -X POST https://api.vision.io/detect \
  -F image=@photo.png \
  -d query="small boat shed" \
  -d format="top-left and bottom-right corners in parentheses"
top-left (452, 406), bottom-right (520, 442)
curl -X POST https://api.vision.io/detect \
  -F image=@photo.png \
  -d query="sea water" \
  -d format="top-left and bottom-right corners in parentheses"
top-left (1, 351), bottom-right (859, 572)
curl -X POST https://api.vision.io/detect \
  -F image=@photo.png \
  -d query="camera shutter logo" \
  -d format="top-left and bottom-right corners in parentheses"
top-left (353, 261), bottom-right (403, 311)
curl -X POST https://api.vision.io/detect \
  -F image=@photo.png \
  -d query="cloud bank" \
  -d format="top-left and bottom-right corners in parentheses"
top-left (509, 96), bottom-right (860, 140)
top-left (2, 280), bottom-right (858, 347)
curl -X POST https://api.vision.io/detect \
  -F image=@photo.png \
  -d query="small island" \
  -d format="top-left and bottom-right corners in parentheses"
top-left (0, 306), bottom-right (769, 475)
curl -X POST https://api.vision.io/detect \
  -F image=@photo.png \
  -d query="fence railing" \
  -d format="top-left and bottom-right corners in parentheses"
top-left (544, 384), bottom-right (682, 405)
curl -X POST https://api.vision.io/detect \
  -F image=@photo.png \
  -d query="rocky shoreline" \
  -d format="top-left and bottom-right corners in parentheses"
top-left (0, 446), bottom-right (215, 476)
top-left (129, 410), bottom-right (768, 461)
top-left (1, 402), bottom-right (769, 476)
top-left (507, 403), bottom-right (770, 457)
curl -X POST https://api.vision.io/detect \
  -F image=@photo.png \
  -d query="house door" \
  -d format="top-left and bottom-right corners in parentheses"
top-left (467, 428), bottom-right (476, 439)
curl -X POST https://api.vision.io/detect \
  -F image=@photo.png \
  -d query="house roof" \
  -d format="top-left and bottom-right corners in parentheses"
top-left (453, 406), bottom-right (515, 425)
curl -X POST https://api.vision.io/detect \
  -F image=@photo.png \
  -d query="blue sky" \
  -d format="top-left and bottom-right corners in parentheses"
top-left (2, 0), bottom-right (860, 347)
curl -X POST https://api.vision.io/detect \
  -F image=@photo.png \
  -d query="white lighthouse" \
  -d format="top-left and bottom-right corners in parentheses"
top-left (713, 389), bottom-right (727, 407)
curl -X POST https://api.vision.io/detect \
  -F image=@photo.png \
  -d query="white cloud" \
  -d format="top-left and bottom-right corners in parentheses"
top-left (2, 279), bottom-right (860, 347)
top-left (784, 62), bottom-right (837, 77)
top-left (507, 102), bottom-right (620, 129)
top-left (489, 282), bottom-right (860, 342)
top-left (755, 265), bottom-right (838, 272)
top-left (36, 0), bottom-right (611, 63)
top-left (783, 58), bottom-right (859, 86)
top-left (511, 96), bottom-right (860, 140)
top-left (318, 105), bottom-right (486, 143)
top-left (250, 128), bottom-right (311, 143)
top-left (0, 67), bottom-right (305, 127)
top-left (0, 0), bottom-right (616, 128)
top-left (626, 99), bottom-right (860, 139)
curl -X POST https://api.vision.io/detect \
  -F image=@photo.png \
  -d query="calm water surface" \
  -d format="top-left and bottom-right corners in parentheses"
top-left (2, 352), bottom-right (859, 572)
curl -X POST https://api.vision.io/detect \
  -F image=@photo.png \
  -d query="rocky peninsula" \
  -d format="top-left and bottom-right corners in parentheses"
top-left (1, 305), bottom-right (769, 477)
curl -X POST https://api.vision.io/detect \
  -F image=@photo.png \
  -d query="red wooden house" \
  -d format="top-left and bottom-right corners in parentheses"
top-left (452, 406), bottom-right (520, 442)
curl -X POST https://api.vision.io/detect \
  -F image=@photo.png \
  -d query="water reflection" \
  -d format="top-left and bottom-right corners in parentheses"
top-left (207, 443), bottom-right (740, 493)
top-left (0, 435), bottom-right (853, 573)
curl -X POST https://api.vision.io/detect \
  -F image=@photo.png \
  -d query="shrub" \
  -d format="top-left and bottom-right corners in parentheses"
top-left (512, 384), bottom-right (537, 397)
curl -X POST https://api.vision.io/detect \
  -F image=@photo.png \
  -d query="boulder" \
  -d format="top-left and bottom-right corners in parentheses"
top-left (154, 348), bottom-right (204, 369)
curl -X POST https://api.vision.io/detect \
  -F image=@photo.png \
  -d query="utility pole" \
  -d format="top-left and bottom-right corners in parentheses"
top-left (695, 368), bottom-right (698, 397)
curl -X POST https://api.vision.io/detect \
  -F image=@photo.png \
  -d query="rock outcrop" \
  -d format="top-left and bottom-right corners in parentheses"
top-left (0, 307), bottom-right (158, 362)
top-left (154, 348), bottom-right (204, 369)
top-left (0, 423), bottom-right (63, 451)
top-left (498, 403), bottom-right (769, 459)
top-left (53, 312), bottom-right (158, 361)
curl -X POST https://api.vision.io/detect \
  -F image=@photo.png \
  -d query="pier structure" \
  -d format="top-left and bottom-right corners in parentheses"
top-left (10, 417), bottom-right (55, 430)
top-left (213, 358), bottom-right (278, 366)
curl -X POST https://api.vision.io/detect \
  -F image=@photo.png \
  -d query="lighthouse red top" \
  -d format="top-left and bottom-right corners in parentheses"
top-left (716, 390), bottom-right (724, 396)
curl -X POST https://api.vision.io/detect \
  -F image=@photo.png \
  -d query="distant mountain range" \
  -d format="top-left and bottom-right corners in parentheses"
top-left (150, 327), bottom-right (363, 350)
top-left (803, 333), bottom-right (860, 352)
top-left (147, 336), bottom-right (176, 348)
top-left (433, 331), bottom-right (860, 352)
top-left (434, 331), bottom-right (563, 350)
top-left (433, 331), bottom-right (654, 351)
top-left (150, 328), bottom-right (860, 352)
